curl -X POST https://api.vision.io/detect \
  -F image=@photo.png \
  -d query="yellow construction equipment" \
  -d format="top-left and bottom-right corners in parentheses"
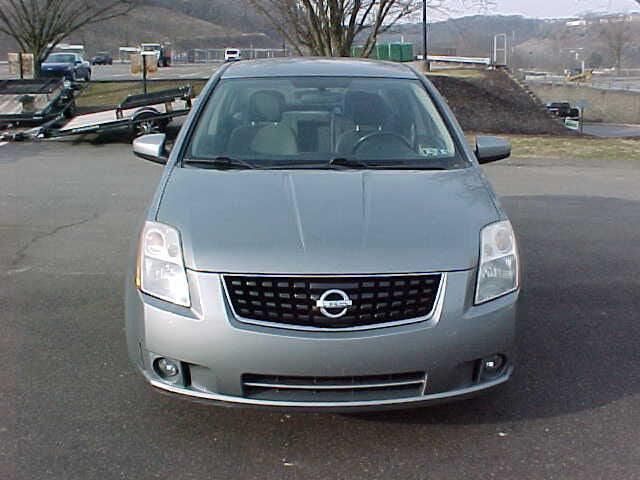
top-left (566, 70), bottom-right (593, 82)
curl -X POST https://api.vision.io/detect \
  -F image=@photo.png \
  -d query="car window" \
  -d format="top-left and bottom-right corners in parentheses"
top-left (46, 54), bottom-right (76, 63)
top-left (186, 76), bottom-right (467, 169)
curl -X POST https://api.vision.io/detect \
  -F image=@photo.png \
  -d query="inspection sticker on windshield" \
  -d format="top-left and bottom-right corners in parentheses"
top-left (419, 145), bottom-right (445, 157)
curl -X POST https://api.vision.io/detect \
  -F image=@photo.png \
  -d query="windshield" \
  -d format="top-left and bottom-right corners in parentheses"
top-left (46, 53), bottom-right (75, 63)
top-left (186, 76), bottom-right (467, 169)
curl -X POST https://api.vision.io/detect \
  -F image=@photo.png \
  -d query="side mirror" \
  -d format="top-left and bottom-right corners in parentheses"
top-left (133, 133), bottom-right (168, 164)
top-left (475, 136), bottom-right (511, 164)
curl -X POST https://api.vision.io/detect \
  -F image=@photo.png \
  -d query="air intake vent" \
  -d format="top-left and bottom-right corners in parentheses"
top-left (242, 372), bottom-right (427, 402)
top-left (223, 274), bottom-right (443, 330)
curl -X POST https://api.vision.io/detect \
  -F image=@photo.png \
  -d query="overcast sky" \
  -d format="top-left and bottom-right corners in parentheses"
top-left (488, 0), bottom-right (639, 18)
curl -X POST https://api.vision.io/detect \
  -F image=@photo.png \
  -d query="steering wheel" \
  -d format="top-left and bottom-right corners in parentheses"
top-left (352, 132), bottom-right (413, 156)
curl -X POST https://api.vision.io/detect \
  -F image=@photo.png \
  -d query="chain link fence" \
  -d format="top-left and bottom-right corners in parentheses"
top-left (173, 48), bottom-right (289, 64)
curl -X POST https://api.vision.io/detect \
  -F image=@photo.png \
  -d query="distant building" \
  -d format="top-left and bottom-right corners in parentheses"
top-left (566, 12), bottom-right (640, 27)
top-left (566, 19), bottom-right (587, 27)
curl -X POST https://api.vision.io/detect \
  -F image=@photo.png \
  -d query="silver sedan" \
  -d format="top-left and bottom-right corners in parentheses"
top-left (125, 58), bottom-right (521, 411)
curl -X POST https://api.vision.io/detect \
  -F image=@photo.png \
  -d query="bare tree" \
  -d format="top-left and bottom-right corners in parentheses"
top-left (599, 18), bottom-right (635, 71)
top-left (246, 0), bottom-right (496, 57)
top-left (0, 0), bottom-right (136, 76)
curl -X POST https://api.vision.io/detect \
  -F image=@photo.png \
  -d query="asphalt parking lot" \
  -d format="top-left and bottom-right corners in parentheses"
top-left (583, 122), bottom-right (640, 138)
top-left (1, 138), bottom-right (639, 479)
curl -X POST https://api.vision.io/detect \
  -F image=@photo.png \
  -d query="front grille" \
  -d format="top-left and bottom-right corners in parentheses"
top-left (223, 274), bottom-right (442, 329)
top-left (39, 70), bottom-right (66, 79)
top-left (242, 372), bottom-right (426, 402)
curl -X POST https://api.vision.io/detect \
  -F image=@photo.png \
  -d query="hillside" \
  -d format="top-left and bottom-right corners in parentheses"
top-left (1, 10), bottom-right (555, 60)
top-left (389, 13), bottom-right (640, 72)
top-left (0, 4), bottom-right (275, 58)
top-left (2, 7), bottom-right (638, 71)
top-left (385, 15), bottom-right (552, 57)
top-left (147, 0), bottom-right (272, 36)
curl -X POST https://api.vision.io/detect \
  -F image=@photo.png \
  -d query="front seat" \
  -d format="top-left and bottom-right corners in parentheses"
top-left (227, 90), bottom-right (297, 156)
top-left (336, 91), bottom-right (395, 155)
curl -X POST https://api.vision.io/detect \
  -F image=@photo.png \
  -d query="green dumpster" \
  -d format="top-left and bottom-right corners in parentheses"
top-left (400, 43), bottom-right (414, 62)
top-left (390, 43), bottom-right (403, 62)
top-left (350, 45), bottom-right (364, 57)
top-left (375, 44), bottom-right (391, 60)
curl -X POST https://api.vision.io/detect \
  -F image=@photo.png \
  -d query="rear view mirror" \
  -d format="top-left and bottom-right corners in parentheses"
top-left (133, 133), bottom-right (168, 164)
top-left (475, 136), bottom-right (511, 164)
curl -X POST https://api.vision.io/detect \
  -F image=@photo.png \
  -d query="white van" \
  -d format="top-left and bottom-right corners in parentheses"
top-left (224, 48), bottom-right (241, 62)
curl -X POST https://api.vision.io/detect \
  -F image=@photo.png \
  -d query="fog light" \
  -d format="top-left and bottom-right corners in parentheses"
top-left (154, 357), bottom-right (179, 379)
top-left (482, 354), bottom-right (506, 374)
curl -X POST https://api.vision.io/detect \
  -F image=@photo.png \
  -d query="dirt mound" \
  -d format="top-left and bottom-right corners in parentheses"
top-left (429, 69), bottom-right (570, 136)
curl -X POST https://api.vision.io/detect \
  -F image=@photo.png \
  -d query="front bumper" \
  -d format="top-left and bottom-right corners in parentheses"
top-left (145, 367), bottom-right (512, 412)
top-left (125, 269), bottom-right (519, 411)
top-left (40, 69), bottom-right (73, 80)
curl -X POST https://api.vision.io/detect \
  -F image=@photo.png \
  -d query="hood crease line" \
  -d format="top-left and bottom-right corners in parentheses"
top-left (361, 173), bottom-right (370, 248)
top-left (285, 173), bottom-right (306, 252)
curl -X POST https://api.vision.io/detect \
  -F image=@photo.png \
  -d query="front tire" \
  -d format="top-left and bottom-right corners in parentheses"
top-left (132, 111), bottom-right (168, 137)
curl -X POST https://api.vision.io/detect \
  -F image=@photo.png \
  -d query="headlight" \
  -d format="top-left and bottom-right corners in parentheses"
top-left (475, 220), bottom-right (519, 304)
top-left (136, 221), bottom-right (190, 307)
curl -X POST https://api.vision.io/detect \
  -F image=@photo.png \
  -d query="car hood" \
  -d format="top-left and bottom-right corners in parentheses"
top-left (41, 63), bottom-right (71, 70)
top-left (156, 168), bottom-right (500, 274)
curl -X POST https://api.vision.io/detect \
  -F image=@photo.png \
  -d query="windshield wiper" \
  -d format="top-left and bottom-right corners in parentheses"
top-left (183, 156), bottom-right (259, 170)
top-left (183, 156), bottom-right (447, 171)
top-left (371, 163), bottom-right (448, 170)
top-left (327, 157), bottom-right (371, 169)
top-left (328, 157), bottom-right (447, 170)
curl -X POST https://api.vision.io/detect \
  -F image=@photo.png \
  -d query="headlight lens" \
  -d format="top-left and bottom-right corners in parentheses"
top-left (475, 220), bottom-right (519, 304)
top-left (136, 221), bottom-right (190, 307)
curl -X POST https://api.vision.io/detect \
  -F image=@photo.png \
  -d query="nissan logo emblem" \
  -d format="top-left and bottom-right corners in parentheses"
top-left (315, 289), bottom-right (353, 318)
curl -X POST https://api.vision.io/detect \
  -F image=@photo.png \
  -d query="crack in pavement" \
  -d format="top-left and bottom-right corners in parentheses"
top-left (8, 212), bottom-right (100, 269)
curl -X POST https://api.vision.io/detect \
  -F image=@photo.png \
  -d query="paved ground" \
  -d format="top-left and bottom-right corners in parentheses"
top-left (0, 63), bottom-right (217, 81)
top-left (583, 122), bottom-right (640, 138)
top-left (1, 138), bottom-right (639, 479)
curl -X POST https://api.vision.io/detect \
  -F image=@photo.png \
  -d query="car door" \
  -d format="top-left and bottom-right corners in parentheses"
top-left (76, 56), bottom-right (88, 77)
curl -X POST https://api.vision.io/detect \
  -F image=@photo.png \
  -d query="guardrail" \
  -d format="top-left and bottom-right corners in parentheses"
top-left (525, 76), bottom-right (640, 93)
top-left (426, 55), bottom-right (491, 66)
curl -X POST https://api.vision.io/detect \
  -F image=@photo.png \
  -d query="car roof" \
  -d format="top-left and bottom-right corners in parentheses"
top-left (47, 53), bottom-right (76, 58)
top-left (221, 57), bottom-right (419, 79)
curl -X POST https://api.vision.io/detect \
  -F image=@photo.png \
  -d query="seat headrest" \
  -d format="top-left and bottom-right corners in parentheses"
top-left (344, 91), bottom-right (391, 127)
top-left (249, 90), bottom-right (285, 123)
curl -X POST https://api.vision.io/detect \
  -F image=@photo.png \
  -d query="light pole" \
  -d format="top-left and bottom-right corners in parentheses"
top-left (422, 0), bottom-right (430, 71)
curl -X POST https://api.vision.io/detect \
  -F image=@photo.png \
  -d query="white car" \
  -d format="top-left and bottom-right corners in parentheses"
top-left (224, 48), bottom-right (241, 62)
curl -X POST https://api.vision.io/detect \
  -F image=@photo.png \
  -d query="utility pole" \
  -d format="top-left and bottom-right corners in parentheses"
top-left (422, 0), bottom-right (430, 71)
top-left (142, 54), bottom-right (147, 94)
top-left (281, 17), bottom-right (286, 56)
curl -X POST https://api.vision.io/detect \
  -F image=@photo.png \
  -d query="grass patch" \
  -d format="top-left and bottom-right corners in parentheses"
top-left (426, 68), bottom-right (485, 79)
top-left (75, 80), bottom-right (207, 109)
top-left (468, 134), bottom-right (640, 161)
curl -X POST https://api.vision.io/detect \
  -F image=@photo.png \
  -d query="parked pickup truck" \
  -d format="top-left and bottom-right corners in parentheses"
top-left (546, 102), bottom-right (579, 119)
